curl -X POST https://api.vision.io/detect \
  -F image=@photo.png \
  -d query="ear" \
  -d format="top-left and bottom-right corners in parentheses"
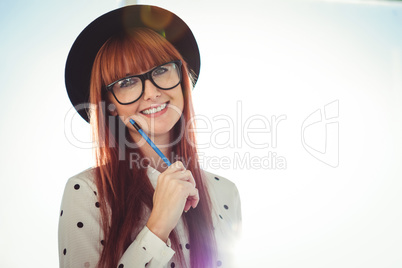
top-left (108, 103), bottom-right (118, 116)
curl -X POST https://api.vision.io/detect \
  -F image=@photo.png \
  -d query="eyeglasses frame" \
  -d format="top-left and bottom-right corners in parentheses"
top-left (105, 60), bottom-right (183, 105)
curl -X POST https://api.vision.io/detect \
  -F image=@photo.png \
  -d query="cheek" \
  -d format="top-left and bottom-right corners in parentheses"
top-left (180, 97), bottom-right (184, 113)
top-left (174, 87), bottom-right (185, 110)
top-left (105, 93), bottom-right (117, 113)
top-left (107, 93), bottom-right (139, 116)
top-left (116, 103), bottom-right (141, 118)
top-left (105, 96), bottom-right (117, 116)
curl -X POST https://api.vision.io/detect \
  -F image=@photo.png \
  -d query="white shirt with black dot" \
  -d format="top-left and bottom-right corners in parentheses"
top-left (58, 166), bottom-right (242, 268)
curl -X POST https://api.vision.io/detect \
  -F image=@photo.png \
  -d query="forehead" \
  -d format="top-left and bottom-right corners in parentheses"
top-left (98, 30), bottom-right (178, 85)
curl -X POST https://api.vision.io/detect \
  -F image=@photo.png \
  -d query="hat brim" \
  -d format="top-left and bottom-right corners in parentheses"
top-left (65, 5), bottom-right (200, 123)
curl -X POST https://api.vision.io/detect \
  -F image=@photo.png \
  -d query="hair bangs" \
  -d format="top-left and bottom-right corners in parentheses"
top-left (97, 28), bottom-right (181, 87)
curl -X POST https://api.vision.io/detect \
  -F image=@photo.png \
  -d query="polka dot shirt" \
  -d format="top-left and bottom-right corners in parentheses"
top-left (58, 166), bottom-right (242, 268)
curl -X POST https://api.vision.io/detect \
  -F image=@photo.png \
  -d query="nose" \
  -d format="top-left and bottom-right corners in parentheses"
top-left (142, 79), bottom-right (161, 101)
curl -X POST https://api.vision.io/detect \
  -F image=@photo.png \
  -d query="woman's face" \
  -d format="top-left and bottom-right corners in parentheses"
top-left (107, 66), bottom-right (184, 140)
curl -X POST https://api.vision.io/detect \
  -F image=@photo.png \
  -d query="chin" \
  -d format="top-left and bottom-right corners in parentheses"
top-left (143, 124), bottom-right (174, 136)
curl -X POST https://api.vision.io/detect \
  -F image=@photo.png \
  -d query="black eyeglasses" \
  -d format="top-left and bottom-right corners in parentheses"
top-left (106, 60), bottom-right (182, 105)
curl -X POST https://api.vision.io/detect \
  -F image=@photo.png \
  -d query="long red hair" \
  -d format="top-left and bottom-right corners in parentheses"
top-left (89, 28), bottom-right (216, 268)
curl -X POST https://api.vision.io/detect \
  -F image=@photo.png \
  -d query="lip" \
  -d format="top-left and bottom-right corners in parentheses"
top-left (140, 101), bottom-right (169, 118)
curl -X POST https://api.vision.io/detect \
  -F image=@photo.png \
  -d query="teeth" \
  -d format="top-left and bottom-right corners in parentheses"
top-left (142, 103), bottom-right (167, 115)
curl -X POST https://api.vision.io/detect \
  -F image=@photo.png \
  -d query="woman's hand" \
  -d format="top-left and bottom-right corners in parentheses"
top-left (146, 161), bottom-right (199, 242)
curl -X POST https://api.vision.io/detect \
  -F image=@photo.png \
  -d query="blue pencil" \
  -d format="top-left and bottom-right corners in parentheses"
top-left (129, 118), bottom-right (172, 166)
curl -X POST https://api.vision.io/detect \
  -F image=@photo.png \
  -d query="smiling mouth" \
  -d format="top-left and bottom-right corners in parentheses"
top-left (140, 102), bottom-right (169, 115)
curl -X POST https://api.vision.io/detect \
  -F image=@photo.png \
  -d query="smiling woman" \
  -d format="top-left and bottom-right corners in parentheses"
top-left (92, 28), bottom-right (185, 139)
top-left (59, 4), bottom-right (241, 268)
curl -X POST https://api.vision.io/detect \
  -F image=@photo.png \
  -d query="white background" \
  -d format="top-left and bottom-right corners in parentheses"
top-left (0, 0), bottom-right (401, 267)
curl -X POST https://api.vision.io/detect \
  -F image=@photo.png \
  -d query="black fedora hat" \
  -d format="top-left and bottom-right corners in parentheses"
top-left (65, 5), bottom-right (200, 123)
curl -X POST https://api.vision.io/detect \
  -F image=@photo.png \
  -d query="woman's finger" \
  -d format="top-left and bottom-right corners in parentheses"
top-left (167, 161), bottom-right (186, 172)
top-left (183, 185), bottom-right (199, 212)
top-left (168, 170), bottom-right (196, 188)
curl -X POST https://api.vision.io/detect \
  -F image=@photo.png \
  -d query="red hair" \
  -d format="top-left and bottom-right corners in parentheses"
top-left (89, 28), bottom-right (216, 268)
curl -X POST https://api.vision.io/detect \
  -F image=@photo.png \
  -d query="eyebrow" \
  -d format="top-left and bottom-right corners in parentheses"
top-left (121, 62), bottom-right (165, 78)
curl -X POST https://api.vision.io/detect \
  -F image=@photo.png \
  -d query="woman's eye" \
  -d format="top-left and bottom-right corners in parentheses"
top-left (153, 67), bottom-right (169, 76)
top-left (118, 78), bottom-right (137, 88)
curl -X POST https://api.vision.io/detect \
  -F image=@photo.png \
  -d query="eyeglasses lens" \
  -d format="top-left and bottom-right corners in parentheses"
top-left (112, 62), bottom-right (180, 104)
